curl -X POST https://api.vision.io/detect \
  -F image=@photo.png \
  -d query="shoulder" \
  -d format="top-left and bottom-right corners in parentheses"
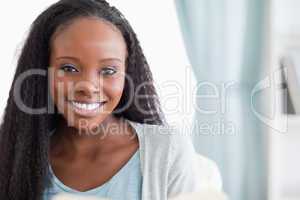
top-left (132, 122), bottom-right (191, 150)
top-left (138, 123), bottom-right (223, 196)
top-left (128, 120), bottom-right (222, 195)
top-left (137, 123), bottom-right (197, 163)
top-left (128, 120), bottom-right (176, 149)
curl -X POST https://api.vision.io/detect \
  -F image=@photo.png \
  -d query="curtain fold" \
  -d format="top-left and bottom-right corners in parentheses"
top-left (174, 0), bottom-right (268, 200)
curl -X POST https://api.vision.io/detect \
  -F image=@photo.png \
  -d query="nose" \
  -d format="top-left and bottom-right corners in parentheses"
top-left (75, 81), bottom-right (99, 97)
top-left (74, 72), bottom-right (101, 98)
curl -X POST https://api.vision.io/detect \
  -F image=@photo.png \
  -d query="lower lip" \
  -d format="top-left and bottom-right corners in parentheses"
top-left (67, 101), bottom-right (106, 117)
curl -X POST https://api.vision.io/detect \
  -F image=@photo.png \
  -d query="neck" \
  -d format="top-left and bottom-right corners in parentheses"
top-left (50, 116), bottom-right (136, 160)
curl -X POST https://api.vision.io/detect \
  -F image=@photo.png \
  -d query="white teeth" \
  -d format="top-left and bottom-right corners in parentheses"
top-left (70, 101), bottom-right (102, 111)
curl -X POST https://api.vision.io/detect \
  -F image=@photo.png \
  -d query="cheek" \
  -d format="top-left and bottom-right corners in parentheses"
top-left (49, 72), bottom-right (71, 106)
top-left (103, 76), bottom-right (125, 100)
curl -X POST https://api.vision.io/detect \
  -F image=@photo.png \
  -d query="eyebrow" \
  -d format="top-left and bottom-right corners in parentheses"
top-left (56, 56), bottom-right (123, 63)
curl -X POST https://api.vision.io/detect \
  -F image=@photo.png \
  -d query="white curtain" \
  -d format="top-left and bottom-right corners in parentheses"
top-left (174, 0), bottom-right (268, 200)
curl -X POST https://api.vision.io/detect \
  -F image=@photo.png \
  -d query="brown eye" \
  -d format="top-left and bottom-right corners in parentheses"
top-left (59, 64), bottom-right (79, 73)
top-left (100, 67), bottom-right (117, 76)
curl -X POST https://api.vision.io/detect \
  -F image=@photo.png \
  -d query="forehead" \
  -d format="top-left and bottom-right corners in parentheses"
top-left (50, 17), bottom-right (127, 60)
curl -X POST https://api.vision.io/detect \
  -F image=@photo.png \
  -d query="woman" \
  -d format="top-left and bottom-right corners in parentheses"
top-left (0, 0), bottom-right (222, 199)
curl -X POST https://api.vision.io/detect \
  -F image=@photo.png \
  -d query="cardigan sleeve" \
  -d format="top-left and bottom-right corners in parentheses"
top-left (166, 133), bottom-right (223, 198)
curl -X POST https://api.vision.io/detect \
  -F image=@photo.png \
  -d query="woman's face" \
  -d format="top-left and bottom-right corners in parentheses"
top-left (49, 17), bottom-right (127, 132)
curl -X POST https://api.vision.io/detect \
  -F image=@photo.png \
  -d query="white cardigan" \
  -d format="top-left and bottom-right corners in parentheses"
top-left (124, 118), bottom-right (223, 200)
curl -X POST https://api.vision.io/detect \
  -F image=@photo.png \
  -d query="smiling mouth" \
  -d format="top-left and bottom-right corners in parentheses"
top-left (67, 100), bottom-right (107, 116)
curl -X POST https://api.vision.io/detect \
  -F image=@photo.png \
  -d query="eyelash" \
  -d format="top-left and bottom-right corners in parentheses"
top-left (59, 64), bottom-right (78, 73)
top-left (59, 64), bottom-right (117, 76)
top-left (101, 67), bottom-right (117, 76)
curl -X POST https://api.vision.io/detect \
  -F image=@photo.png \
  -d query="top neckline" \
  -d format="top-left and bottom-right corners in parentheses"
top-left (48, 117), bottom-right (142, 195)
top-left (49, 148), bottom-right (140, 195)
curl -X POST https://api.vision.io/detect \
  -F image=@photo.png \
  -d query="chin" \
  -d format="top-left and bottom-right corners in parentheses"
top-left (67, 117), bottom-right (105, 133)
top-left (68, 113), bottom-right (118, 135)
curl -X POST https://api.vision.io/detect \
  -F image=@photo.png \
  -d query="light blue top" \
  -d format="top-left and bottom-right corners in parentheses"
top-left (43, 149), bottom-right (142, 200)
top-left (42, 118), bottom-right (222, 200)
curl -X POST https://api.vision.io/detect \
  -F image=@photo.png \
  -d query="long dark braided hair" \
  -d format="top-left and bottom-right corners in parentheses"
top-left (0, 0), bottom-right (166, 199)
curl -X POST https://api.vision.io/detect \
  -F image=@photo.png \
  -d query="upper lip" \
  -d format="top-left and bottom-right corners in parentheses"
top-left (68, 100), bottom-right (107, 104)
